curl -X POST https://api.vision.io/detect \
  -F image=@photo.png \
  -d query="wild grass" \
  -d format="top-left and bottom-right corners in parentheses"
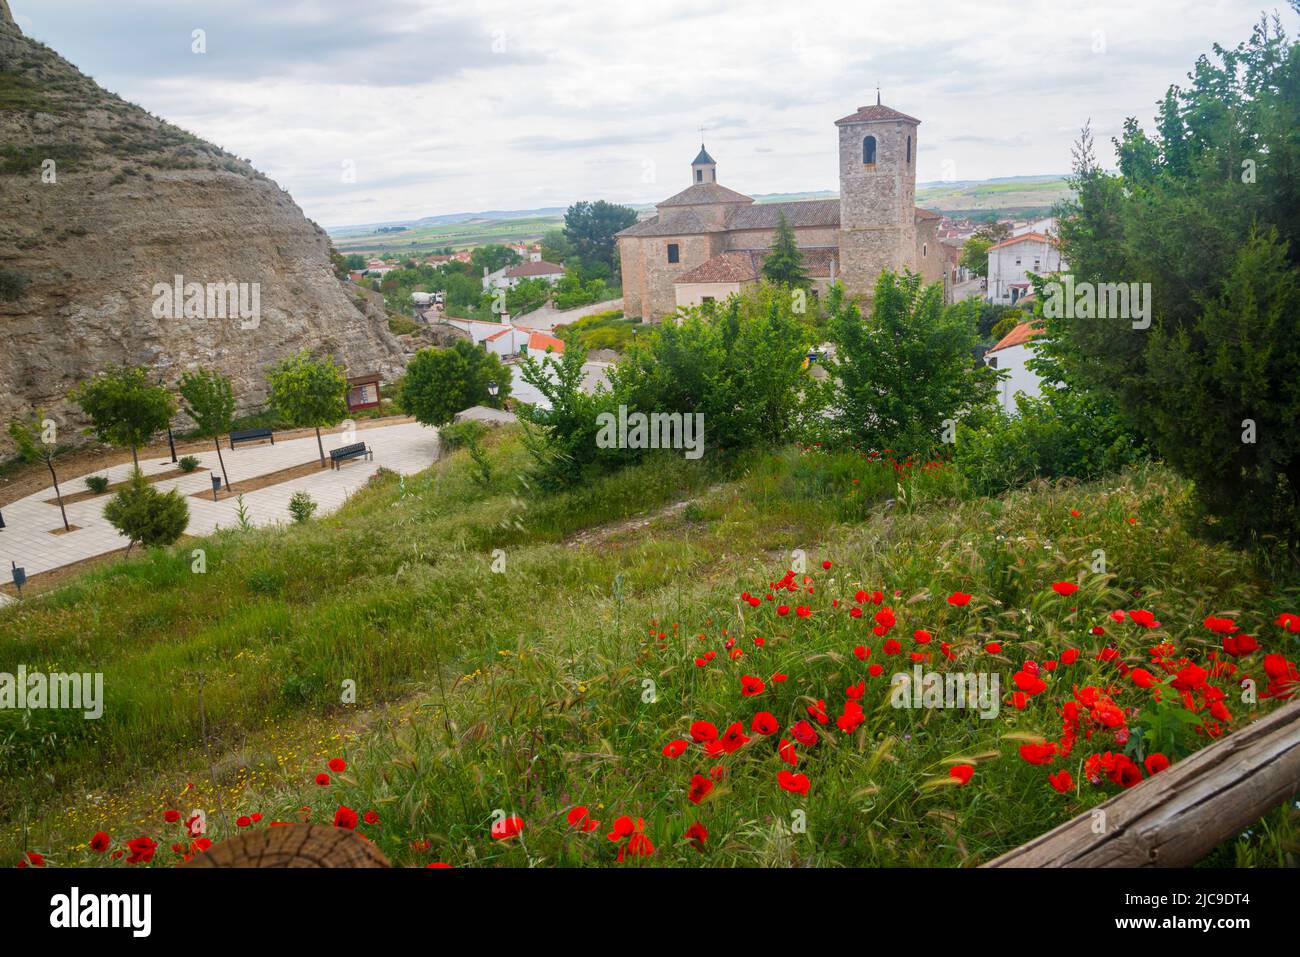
top-left (2, 431), bottom-right (1297, 866)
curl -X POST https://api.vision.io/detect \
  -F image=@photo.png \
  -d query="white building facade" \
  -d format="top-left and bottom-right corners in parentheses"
top-left (987, 233), bottom-right (1066, 305)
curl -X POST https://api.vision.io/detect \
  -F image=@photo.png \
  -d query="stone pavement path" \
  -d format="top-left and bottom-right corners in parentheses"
top-left (0, 421), bottom-right (439, 580)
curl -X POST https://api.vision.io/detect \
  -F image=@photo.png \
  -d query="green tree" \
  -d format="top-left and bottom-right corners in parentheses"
top-left (563, 200), bottom-right (638, 275)
top-left (103, 469), bottom-right (189, 554)
top-left (266, 352), bottom-right (349, 466)
top-left (760, 212), bottom-right (809, 288)
top-left (8, 412), bottom-right (70, 531)
top-left (958, 221), bottom-right (1011, 279)
top-left (1046, 14), bottom-right (1300, 547)
top-left (539, 227), bottom-right (573, 264)
top-left (71, 365), bottom-right (177, 469)
top-left (400, 340), bottom-right (511, 427)
top-left (470, 244), bottom-right (521, 277)
top-left (825, 272), bottom-right (997, 455)
top-left (178, 368), bottom-right (235, 492)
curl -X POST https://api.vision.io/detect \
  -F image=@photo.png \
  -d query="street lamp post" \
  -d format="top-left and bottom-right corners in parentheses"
top-left (210, 474), bottom-right (222, 502)
top-left (11, 560), bottom-right (26, 598)
top-left (488, 380), bottom-right (500, 409)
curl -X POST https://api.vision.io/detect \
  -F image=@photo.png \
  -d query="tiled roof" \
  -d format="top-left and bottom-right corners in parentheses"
top-left (914, 207), bottom-right (942, 221)
top-left (528, 331), bottom-right (565, 353)
top-left (616, 208), bottom-right (727, 237)
top-left (728, 199), bottom-right (840, 230)
top-left (674, 246), bottom-right (839, 284)
top-left (988, 232), bottom-right (1056, 251)
top-left (675, 251), bottom-right (762, 284)
top-left (657, 181), bottom-right (754, 208)
top-left (987, 320), bottom-right (1045, 354)
top-left (834, 103), bottom-right (921, 125)
top-left (504, 260), bottom-right (565, 278)
top-left (692, 145), bottom-right (716, 165)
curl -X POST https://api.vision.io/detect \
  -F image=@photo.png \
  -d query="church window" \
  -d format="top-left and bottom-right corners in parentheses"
top-left (711, 169), bottom-right (716, 181)
top-left (862, 135), bottom-right (876, 165)
top-left (922, 243), bottom-right (927, 257)
top-left (906, 135), bottom-right (911, 164)
top-left (667, 243), bottom-right (680, 264)
top-left (695, 169), bottom-right (702, 183)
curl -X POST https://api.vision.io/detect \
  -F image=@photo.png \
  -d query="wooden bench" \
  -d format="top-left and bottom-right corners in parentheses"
top-left (329, 441), bottom-right (373, 470)
top-left (229, 427), bottom-right (275, 449)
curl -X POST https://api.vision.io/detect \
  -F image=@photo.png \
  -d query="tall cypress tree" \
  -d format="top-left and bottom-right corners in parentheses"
top-left (761, 212), bottom-right (810, 288)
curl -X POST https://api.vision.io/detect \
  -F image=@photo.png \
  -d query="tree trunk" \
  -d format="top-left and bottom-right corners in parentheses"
top-left (316, 427), bottom-right (325, 466)
top-left (46, 458), bottom-right (70, 531)
top-left (131, 445), bottom-right (139, 470)
top-left (214, 437), bottom-right (231, 491)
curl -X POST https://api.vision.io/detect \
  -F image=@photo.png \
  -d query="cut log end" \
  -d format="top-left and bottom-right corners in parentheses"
top-left (182, 824), bottom-right (391, 868)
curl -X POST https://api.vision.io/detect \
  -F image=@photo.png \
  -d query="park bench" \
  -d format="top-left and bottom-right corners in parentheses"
top-left (329, 441), bottom-right (373, 470)
top-left (229, 427), bottom-right (275, 449)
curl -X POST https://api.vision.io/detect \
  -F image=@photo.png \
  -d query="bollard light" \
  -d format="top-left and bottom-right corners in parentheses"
top-left (0, 507), bottom-right (5, 529)
top-left (211, 474), bottom-right (222, 501)
top-left (12, 560), bottom-right (25, 598)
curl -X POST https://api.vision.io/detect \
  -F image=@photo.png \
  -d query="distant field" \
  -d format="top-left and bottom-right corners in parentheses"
top-left (330, 176), bottom-right (1071, 258)
top-left (333, 214), bottom-right (562, 258)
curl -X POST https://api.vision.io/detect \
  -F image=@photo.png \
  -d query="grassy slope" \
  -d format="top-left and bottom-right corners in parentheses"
top-left (2, 429), bottom-right (1298, 866)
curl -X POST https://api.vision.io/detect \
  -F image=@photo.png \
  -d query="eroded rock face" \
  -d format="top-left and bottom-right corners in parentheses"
top-left (0, 13), bottom-right (403, 449)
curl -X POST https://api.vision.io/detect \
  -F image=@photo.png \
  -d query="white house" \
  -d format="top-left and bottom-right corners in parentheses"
top-left (482, 259), bottom-right (566, 291)
top-left (984, 320), bottom-right (1046, 414)
top-left (987, 233), bottom-right (1066, 305)
top-left (1010, 215), bottom-right (1057, 237)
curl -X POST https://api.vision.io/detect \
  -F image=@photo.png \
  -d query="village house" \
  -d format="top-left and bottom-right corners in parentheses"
top-left (984, 319), bottom-right (1046, 414)
top-left (617, 98), bottom-right (944, 320)
top-left (986, 232), bottom-right (1066, 306)
top-left (482, 259), bottom-right (566, 291)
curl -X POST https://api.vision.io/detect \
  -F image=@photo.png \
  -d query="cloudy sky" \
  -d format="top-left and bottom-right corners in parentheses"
top-left (11, 0), bottom-right (1290, 229)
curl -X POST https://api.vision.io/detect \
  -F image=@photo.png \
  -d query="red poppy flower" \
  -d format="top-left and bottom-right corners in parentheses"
top-left (690, 720), bottom-right (718, 743)
top-left (853, 645), bottom-right (870, 660)
top-left (719, 721), bottom-right (751, 753)
top-left (89, 832), bottom-right (111, 853)
top-left (363, 810), bottom-right (380, 826)
top-left (740, 675), bottom-right (765, 697)
top-left (985, 642), bottom-right (1002, 654)
top-left (663, 739), bottom-right (689, 758)
top-left (1276, 612), bottom-right (1300, 633)
top-left (163, 809), bottom-right (180, 823)
top-left (795, 605), bottom-right (812, 618)
top-left (683, 821), bottom-right (708, 850)
top-left (821, 560), bottom-right (832, 570)
top-left (1019, 742), bottom-right (1058, 765)
top-left (1130, 668), bottom-right (1158, 689)
top-left (868, 663), bottom-right (884, 677)
top-left (1203, 616), bottom-right (1238, 634)
top-left (1048, 770), bottom-right (1073, 793)
top-left (315, 773), bottom-right (330, 786)
top-left (490, 814), bottom-right (523, 839)
top-left (1222, 634), bottom-right (1259, 657)
top-left (236, 815), bottom-right (252, 828)
top-left (1051, 581), bottom-right (1079, 597)
top-left (947, 592), bottom-right (972, 607)
top-left (125, 836), bottom-right (158, 865)
top-left (777, 604), bottom-right (790, 616)
top-left (334, 806), bottom-right (359, 830)
top-left (1128, 609), bottom-right (1159, 628)
top-left (849, 606), bottom-right (863, 619)
top-left (778, 738), bottom-right (798, 766)
top-left (1013, 670), bottom-right (1047, 695)
top-left (18, 851), bottom-right (46, 868)
top-left (328, 757), bottom-right (347, 773)
top-left (883, 638), bottom-right (902, 655)
top-left (777, 770), bottom-right (810, 795)
top-left (1171, 663), bottom-right (1208, 691)
top-left (913, 629), bottom-right (932, 643)
top-left (948, 764), bottom-right (974, 786)
top-left (687, 774), bottom-right (714, 805)
top-left (806, 699), bottom-right (829, 724)
top-left (1144, 753), bottom-right (1170, 775)
top-left (751, 711), bottom-right (779, 735)
top-left (789, 719), bottom-right (818, 747)
top-left (1061, 648), bottom-right (1079, 664)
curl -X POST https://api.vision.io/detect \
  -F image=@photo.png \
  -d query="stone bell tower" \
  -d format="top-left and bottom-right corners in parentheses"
top-left (835, 95), bottom-right (920, 302)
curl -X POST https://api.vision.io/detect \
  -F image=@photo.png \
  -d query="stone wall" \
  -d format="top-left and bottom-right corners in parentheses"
top-left (837, 118), bottom-right (918, 301)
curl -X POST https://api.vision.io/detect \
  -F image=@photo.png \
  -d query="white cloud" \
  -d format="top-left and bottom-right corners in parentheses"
top-left (13, 0), bottom-right (1290, 227)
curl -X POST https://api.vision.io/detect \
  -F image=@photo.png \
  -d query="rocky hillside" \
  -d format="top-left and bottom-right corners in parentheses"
top-left (0, 3), bottom-right (403, 449)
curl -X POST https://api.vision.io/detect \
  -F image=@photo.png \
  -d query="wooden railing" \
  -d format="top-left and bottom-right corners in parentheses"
top-left (986, 697), bottom-right (1300, 867)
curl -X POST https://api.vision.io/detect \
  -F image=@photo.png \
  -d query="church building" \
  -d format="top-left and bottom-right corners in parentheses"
top-left (617, 99), bottom-right (943, 319)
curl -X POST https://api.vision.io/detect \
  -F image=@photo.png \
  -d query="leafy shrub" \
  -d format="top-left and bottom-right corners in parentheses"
top-left (989, 315), bottom-right (1019, 342)
top-left (825, 272), bottom-right (997, 456)
top-left (439, 419), bottom-right (488, 451)
top-left (177, 455), bottom-right (200, 473)
top-left (103, 470), bottom-right (189, 550)
top-left (287, 491), bottom-right (318, 524)
top-left (0, 266), bottom-right (29, 302)
top-left (400, 341), bottom-right (511, 427)
top-left (84, 475), bottom-right (110, 493)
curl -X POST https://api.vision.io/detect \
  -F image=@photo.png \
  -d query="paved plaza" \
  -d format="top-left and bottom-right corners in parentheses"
top-left (0, 421), bottom-right (440, 585)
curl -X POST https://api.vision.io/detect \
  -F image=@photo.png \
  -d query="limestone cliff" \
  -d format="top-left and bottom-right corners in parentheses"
top-left (0, 8), bottom-right (404, 448)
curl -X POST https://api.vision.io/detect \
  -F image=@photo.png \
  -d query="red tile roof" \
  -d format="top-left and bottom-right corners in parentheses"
top-left (987, 232), bottom-right (1056, 251)
top-left (528, 331), bottom-right (565, 353)
top-left (657, 181), bottom-right (755, 208)
top-left (987, 320), bottom-right (1045, 354)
